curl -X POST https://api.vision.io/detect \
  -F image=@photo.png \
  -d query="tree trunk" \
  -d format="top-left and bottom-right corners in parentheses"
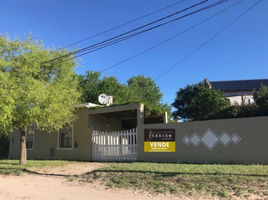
top-left (20, 128), bottom-right (27, 165)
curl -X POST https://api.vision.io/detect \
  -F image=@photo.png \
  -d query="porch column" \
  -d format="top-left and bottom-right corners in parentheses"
top-left (137, 103), bottom-right (144, 126)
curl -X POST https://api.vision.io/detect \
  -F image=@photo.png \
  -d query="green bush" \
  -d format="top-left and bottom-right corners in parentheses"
top-left (206, 84), bottom-right (268, 120)
top-left (215, 104), bottom-right (268, 120)
top-left (0, 134), bottom-right (9, 159)
top-left (254, 85), bottom-right (268, 109)
top-left (172, 82), bottom-right (230, 121)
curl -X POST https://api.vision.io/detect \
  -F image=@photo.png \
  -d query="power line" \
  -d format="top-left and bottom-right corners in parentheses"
top-left (46, 0), bottom-right (209, 64)
top-left (154, 0), bottom-right (262, 81)
top-left (51, 0), bottom-right (229, 65)
top-left (73, 0), bottom-right (225, 56)
top-left (100, 0), bottom-right (243, 73)
top-left (53, 0), bottom-right (186, 52)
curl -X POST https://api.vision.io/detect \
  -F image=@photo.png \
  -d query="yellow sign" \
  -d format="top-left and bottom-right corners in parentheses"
top-left (144, 141), bottom-right (175, 152)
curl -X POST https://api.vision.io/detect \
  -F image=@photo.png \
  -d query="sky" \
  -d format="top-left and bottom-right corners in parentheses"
top-left (1, 0), bottom-right (267, 106)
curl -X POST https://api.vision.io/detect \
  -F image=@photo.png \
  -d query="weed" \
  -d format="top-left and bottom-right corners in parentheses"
top-left (235, 188), bottom-right (245, 196)
top-left (68, 176), bottom-right (77, 182)
top-left (218, 190), bottom-right (229, 198)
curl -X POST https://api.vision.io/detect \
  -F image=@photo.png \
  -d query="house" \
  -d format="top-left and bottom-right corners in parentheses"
top-left (204, 78), bottom-right (268, 105)
top-left (8, 102), bottom-right (268, 164)
top-left (9, 103), bottom-right (167, 161)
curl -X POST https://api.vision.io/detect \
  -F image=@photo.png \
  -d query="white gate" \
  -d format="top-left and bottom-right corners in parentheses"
top-left (92, 128), bottom-right (137, 162)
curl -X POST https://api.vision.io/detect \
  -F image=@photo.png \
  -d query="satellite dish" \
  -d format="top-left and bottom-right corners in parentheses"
top-left (98, 94), bottom-right (109, 105)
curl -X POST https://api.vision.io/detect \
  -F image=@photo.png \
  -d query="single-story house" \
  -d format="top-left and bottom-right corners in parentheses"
top-left (204, 78), bottom-right (268, 105)
top-left (9, 103), bottom-right (167, 161)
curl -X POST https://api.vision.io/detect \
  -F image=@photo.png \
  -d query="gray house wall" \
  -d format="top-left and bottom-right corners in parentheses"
top-left (9, 107), bottom-right (268, 164)
top-left (9, 105), bottom-right (137, 161)
top-left (9, 108), bottom-right (91, 161)
top-left (138, 116), bottom-right (268, 164)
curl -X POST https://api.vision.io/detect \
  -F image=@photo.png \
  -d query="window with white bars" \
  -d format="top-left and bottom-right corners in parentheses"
top-left (58, 125), bottom-right (73, 149)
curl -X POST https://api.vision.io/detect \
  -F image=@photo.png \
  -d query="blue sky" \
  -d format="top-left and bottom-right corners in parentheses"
top-left (1, 0), bottom-right (267, 106)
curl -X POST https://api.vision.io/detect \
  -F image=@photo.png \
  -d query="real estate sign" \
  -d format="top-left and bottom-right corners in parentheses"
top-left (144, 129), bottom-right (175, 152)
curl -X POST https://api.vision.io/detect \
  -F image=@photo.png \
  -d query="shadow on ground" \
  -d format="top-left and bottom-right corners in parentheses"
top-left (15, 168), bottom-right (268, 178)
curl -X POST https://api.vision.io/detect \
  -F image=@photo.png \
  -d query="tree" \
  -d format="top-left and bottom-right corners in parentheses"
top-left (127, 75), bottom-right (163, 104)
top-left (172, 82), bottom-right (230, 121)
top-left (77, 71), bottom-right (102, 103)
top-left (77, 71), bottom-right (128, 104)
top-left (78, 72), bottom-right (171, 119)
top-left (0, 34), bottom-right (80, 164)
top-left (78, 72), bottom-right (163, 105)
top-left (253, 84), bottom-right (268, 109)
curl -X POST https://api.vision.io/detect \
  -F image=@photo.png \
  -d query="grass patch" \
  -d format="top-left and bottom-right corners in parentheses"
top-left (68, 176), bottom-right (77, 182)
top-left (81, 162), bottom-right (268, 198)
top-left (0, 159), bottom-right (75, 175)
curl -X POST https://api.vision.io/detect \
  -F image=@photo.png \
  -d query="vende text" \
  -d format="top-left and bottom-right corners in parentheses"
top-left (150, 142), bottom-right (169, 148)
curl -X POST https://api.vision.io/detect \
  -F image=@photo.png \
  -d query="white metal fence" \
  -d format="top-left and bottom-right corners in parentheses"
top-left (92, 128), bottom-right (137, 162)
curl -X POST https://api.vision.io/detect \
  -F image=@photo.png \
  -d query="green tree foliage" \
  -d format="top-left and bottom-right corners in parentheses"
top-left (78, 71), bottom-right (128, 104)
top-left (253, 84), bottom-right (268, 109)
top-left (77, 71), bottom-right (101, 103)
top-left (0, 34), bottom-right (80, 164)
top-left (217, 104), bottom-right (259, 119)
top-left (172, 82), bottom-right (230, 121)
top-left (78, 71), bottom-right (171, 119)
top-left (126, 75), bottom-right (163, 104)
top-left (217, 85), bottom-right (268, 119)
top-left (78, 72), bottom-right (163, 105)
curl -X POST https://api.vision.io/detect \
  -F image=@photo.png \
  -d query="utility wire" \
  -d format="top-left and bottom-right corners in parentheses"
top-left (72, 0), bottom-right (225, 56)
top-left (46, 0), bottom-right (209, 64)
top-left (154, 0), bottom-right (262, 81)
top-left (51, 0), bottom-right (228, 65)
top-left (100, 0), bottom-right (243, 73)
top-left (51, 1), bottom-right (221, 66)
top-left (53, 0), bottom-right (186, 52)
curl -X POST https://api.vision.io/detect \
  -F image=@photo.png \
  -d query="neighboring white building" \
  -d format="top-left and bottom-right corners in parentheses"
top-left (204, 78), bottom-right (268, 105)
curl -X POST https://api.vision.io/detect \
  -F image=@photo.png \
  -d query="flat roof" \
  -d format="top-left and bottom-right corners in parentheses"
top-left (88, 104), bottom-right (141, 115)
top-left (74, 102), bottom-right (100, 109)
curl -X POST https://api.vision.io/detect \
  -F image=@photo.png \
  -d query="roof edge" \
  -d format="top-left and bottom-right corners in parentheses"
top-left (210, 78), bottom-right (268, 83)
top-left (74, 102), bottom-right (100, 109)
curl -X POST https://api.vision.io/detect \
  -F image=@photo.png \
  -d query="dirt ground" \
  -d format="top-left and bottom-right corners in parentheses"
top-left (0, 162), bottom-right (245, 200)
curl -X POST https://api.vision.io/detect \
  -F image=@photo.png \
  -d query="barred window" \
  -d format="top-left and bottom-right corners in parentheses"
top-left (26, 124), bottom-right (35, 150)
top-left (58, 125), bottom-right (73, 149)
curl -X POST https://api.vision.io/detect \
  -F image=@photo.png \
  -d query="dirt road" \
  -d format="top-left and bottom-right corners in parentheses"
top-left (0, 163), bottom-right (218, 200)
